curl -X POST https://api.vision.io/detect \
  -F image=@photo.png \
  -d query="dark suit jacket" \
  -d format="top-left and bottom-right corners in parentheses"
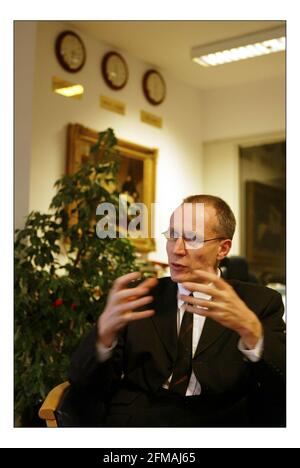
top-left (69, 277), bottom-right (286, 427)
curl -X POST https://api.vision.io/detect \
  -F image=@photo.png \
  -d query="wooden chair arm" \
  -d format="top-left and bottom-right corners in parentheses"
top-left (38, 381), bottom-right (70, 427)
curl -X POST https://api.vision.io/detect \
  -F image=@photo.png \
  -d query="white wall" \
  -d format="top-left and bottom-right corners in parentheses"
top-left (29, 21), bottom-right (204, 263)
top-left (202, 78), bottom-right (285, 255)
top-left (201, 78), bottom-right (285, 142)
top-left (15, 22), bottom-right (37, 230)
top-left (26, 21), bottom-right (285, 262)
top-left (202, 140), bottom-right (240, 254)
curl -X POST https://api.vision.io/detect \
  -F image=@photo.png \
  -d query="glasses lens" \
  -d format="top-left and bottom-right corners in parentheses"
top-left (162, 229), bottom-right (179, 240)
top-left (184, 233), bottom-right (203, 248)
top-left (163, 229), bottom-right (203, 246)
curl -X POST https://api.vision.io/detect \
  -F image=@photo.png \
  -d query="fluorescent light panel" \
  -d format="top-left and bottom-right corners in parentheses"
top-left (191, 26), bottom-right (286, 67)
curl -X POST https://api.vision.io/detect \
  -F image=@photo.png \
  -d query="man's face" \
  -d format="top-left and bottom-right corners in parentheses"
top-left (166, 203), bottom-right (231, 283)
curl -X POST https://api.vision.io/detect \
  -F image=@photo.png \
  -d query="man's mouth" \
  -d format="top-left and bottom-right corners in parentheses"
top-left (171, 262), bottom-right (188, 271)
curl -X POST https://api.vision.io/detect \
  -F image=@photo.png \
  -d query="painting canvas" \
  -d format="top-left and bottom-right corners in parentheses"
top-left (246, 181), bottom-right (285, 278)
top-left (66, 123), bottom-right (157, 252)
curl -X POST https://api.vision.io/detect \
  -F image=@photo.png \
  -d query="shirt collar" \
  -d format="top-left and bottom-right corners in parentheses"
top-left (177, 268), bottom-right (221, 308)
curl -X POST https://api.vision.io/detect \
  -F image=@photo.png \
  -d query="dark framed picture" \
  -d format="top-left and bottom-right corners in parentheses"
top-left (246, 181), bottom-right (285, 278)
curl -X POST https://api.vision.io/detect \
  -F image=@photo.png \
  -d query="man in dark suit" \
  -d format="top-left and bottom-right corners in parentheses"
top-left (69, 195), bottom-right (285, 427)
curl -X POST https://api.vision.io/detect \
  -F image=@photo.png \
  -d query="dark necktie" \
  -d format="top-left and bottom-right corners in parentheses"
top-left (169, 303), bottom-right (193, 396)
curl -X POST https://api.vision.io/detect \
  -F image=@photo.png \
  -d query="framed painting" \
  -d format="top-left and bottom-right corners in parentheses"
top-left (246, 181), bottom-right (285, 278)
top-left (66, 123), bottom-right (157, 253)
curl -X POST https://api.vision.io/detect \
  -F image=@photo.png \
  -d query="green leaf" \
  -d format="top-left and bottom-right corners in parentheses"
top-left (14, 128), bottom-right (139, 425)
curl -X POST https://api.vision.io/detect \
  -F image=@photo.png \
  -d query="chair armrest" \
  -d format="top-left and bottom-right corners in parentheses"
top-left (38, 381), bottom-right (70, 427)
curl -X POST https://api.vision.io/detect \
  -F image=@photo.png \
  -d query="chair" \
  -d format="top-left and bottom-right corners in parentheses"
top-left (220, 256), bottom-right (259, 283)
top-left (39, 381), bottom-right (108, 427)
top-left (39, 379), bottom-right (285, 428)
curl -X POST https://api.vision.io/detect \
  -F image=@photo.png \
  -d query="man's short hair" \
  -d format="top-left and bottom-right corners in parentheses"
top-left (183, 194), bottom-right (236, 240)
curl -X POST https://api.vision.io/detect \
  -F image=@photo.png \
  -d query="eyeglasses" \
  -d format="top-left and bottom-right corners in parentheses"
top-left (162, 230), bottom-right (226, 248)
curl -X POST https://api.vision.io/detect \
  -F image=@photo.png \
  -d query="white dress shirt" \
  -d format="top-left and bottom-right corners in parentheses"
top-left (97, 276), bottom-right (264, 396)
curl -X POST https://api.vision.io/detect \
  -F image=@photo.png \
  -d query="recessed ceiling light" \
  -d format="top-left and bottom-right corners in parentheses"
top-left (191, 26), bottom-right (286, 67)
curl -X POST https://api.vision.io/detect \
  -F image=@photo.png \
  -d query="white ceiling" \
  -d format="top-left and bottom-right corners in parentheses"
top-left (68, 20), bottom-right (285, 90)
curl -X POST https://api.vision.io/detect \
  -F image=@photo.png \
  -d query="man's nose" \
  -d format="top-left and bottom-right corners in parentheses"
top-left (173, 237), bottom-right (186, 255)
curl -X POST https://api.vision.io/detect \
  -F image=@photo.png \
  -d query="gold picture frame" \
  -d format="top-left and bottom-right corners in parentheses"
top-left (66, 123), bottom-right (157, 253)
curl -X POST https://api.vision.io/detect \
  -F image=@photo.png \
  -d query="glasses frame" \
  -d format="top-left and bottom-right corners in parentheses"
top-left (162, 230), bottom-right (227, 248)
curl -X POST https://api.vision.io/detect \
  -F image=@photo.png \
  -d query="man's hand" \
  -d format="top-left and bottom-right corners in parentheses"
top-left (98, 272), bottom-right (158, 348)
top-left (180, 270), bottom-right (263, 349)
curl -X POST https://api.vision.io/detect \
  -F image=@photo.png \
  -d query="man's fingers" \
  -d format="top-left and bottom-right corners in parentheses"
top-left (117, 286), bottom-right (150, 302)
top-left (185, 305), bottom-right (228, 324)
top-left (114, 273), bottom-right (157, 292)
top-left (140, 277), bottom-right (158, 290)
top-left (122, 309), bottom-right (155, 322)
top-left (116, 277), bottom-right (158, 302)
top-left (189, 269), bottom-right (229, 290)
top-left (117, 295), bottom-right (154, 314)
top-left (112, 272), bottom-right (142, 293)
top-left (181, 283), bottom-right (225, 299)
top-left (185, 304), bottom-right (212, 316)
top-left (180, 295), bottom-right (219, 309)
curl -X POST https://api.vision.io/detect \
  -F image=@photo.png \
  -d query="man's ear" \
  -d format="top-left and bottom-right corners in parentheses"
top-left (216, 239), bottom-right (232, 262)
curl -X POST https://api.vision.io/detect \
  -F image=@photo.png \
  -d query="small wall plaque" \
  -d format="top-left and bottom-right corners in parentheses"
top-left (140, 110), bottom-right (162, 129)
top-left (100, 95), bottom-right (125, 115)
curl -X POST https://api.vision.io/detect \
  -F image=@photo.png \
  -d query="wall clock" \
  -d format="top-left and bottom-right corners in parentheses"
top-left (101, 51), bottom-right (129, 90)
top-left (142, 69), bottom-right (166, 105)
top-left (55, 30), bottom-right (86, 73)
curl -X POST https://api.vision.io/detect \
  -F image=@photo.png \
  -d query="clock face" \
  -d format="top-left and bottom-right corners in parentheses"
top-left (101, 52), bottom-right (128, 90)
top-left (143, 70), bottom-right (166, 105)
top-left (55, 31), bottom-right (86, 72)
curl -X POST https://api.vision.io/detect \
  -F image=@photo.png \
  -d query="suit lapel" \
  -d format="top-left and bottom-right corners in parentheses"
top-left (194, 279), bottom-right (238, 357)
top-left (194, 317), bottom-right (227, 357)
top-left (150, 278), bottom-right (237, 361)
top-left (151, 278), bottom-right (178, 362)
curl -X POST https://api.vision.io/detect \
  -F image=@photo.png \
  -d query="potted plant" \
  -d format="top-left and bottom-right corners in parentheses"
top-left (14, 129), bottom-right (138, 426)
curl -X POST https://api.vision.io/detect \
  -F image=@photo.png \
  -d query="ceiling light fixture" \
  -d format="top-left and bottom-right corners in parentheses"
top-left (191, 26), bottom-right (286, 67)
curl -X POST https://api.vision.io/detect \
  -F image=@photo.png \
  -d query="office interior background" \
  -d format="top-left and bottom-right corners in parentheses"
top-left (14, 20), bottom-right (285, 426)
